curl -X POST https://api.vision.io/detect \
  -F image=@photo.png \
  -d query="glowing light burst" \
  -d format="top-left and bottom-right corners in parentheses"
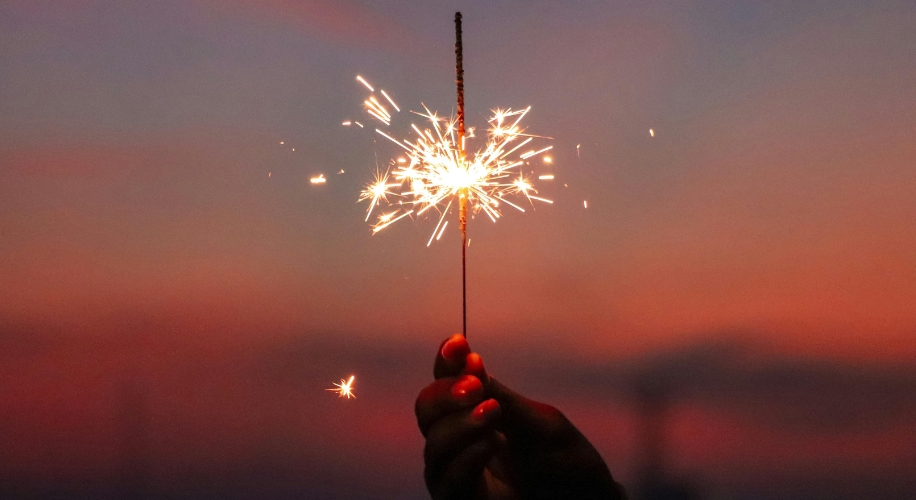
top-left (354, 76), bottom-right (553, 245)
top-left (327, 375), bottom-right (356, 399)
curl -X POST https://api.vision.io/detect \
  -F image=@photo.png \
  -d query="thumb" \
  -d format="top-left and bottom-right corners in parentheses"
top-left (485, 377), bottom-right (573, 445)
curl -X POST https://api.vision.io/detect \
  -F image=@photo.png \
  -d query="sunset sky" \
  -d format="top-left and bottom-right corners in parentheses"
top-left (1, 1), bottom-right (915, 498)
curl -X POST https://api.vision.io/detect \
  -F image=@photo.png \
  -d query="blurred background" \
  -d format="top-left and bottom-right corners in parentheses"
top-left (1, 1), bottom-right (915, 498)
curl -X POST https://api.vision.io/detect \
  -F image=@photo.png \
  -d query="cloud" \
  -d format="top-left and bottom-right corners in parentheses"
top-left (204, 0), bottom-right (418, 51)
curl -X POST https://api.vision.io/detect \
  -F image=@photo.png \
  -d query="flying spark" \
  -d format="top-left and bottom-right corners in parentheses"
top-left (310, 174), bottom-right (327, 185)
top-left (649, 128), bottom-right (655, 137)
top-left (326, 375), bottom-right (356, 399)
top-left (355, 76), bottom-right (553, 241)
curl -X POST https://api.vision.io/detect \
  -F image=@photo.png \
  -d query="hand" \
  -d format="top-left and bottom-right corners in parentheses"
top-left (415, 334), bottom-right (626, 500)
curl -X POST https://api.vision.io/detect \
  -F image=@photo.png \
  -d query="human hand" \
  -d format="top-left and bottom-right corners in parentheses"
top-left (415, 334), bottom-right (626, 500)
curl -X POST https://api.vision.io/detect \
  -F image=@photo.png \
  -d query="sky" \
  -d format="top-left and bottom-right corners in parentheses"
top-left (1, 0), bottom-right (915, 498)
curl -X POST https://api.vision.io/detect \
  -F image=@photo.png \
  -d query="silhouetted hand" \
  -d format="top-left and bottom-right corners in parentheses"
top-left (415, 334), bottom-right (626, 500)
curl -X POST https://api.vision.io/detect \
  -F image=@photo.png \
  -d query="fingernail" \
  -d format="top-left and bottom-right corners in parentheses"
top-left (450, 375), bottom-right (482, 402)
top-left (441, 334), bottom-right (469, 362)
top-left (472, 398), bottom-right (500, 422)
top-left (464, 353), bottom-right (488, 381)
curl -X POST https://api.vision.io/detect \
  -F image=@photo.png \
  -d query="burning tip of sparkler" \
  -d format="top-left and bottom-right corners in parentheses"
top-left (327, 375), bottom-right (356, 399)
top-left (649, 128), bottom-right (655, 137)
top-left (355, 77), bottom-right (553, 241)
top-left (310, 174), bottom-right (327, 185)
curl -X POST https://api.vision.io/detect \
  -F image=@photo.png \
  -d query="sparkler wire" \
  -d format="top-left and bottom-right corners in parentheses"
top-left (455, 12), bottom-right (467, 338)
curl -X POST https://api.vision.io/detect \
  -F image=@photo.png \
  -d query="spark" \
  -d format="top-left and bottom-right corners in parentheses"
top-left (380, 90), bottom-right (400, 112)
top-left (576, 144), bottom-right (580, 157)
top-left (359, 169), bottom-right (399, 221)
top-left (355, 77), bottom-right (553, 240)
top-left (649, 128), bottom-right (655, 137)
top-left (327, 375), bottom-right (356, 399)
top-left (343, 121), bottom-right (352, 126)
top-left (338, 169), bottom-right (345, 174)
top-left (353, 121), bottom-right (364, 128)
top-left (280, 141), bottom-right (285, 145)
top-left (538, 174), bottom-right (554, 180)
top-left (583, 200), bottom-right (588, 208)
top-left (372, 209), bottom-right (414, 233)
top-left (310, 174), bottom-right (326, 185)
top-left (356, 75), bottom-right (374, 92)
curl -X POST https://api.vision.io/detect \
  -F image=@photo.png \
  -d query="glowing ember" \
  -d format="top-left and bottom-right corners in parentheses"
top-left (354, 76), bottom-right (553, 245)
top-left (310, 174), bottom-right (326, 185)
top-left (327, 375), bottom-right (356, 399)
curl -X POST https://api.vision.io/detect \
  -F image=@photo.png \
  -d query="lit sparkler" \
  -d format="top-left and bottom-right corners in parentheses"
top-left (327, 375), bottom-right (356, 399)
top-left (353, 13), bottom-right (553, 336)
top-left (357, 103), bottom-right (552, 240)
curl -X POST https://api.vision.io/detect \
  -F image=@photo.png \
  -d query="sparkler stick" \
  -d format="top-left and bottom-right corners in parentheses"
top-left (455, 12), bottom-right (468, 337)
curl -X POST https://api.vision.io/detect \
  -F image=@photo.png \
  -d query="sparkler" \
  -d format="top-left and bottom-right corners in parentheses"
top-left (327, 375), bottom-right (356, 399)
top-left (355, 13), bottom-right (553, 336)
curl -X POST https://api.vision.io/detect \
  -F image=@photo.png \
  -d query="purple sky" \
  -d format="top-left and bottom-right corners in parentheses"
top-left (1, 1), bottom-right (915, 498)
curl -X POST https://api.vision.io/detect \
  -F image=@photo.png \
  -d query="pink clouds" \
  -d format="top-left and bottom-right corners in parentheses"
top-left (204, 0), bottom-right (417, 50)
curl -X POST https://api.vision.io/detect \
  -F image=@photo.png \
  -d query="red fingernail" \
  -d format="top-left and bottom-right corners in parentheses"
top-left (450, 375), bottom-right (482, 402)
top-left (472, 398), bottom-right (500, 422)
top-left (441, 334), bottom-right (470, 362)
top-left (464, 353), bottom-right (488, 381)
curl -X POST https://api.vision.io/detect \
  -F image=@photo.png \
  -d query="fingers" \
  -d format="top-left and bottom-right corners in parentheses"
top-left (424, 399), bottom-right (501, 500)
top-left (486, 377), bottom-right (573, 446)
top-left (425, 399), bottom-right (501, 466)
top-left (416, 375), bottom-right (485, 436)
top-left (463, 352), bottom-right (489, 383)
top-left (426, 438), bottom-right (494, 500)
top-left (434, 334), bottom-right (471, 379)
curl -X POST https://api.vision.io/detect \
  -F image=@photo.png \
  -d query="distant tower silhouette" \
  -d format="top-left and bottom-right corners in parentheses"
top-left (120, 352), bottom-right (149, 499)
top-left (632, 376), bottom-right (702, 500)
